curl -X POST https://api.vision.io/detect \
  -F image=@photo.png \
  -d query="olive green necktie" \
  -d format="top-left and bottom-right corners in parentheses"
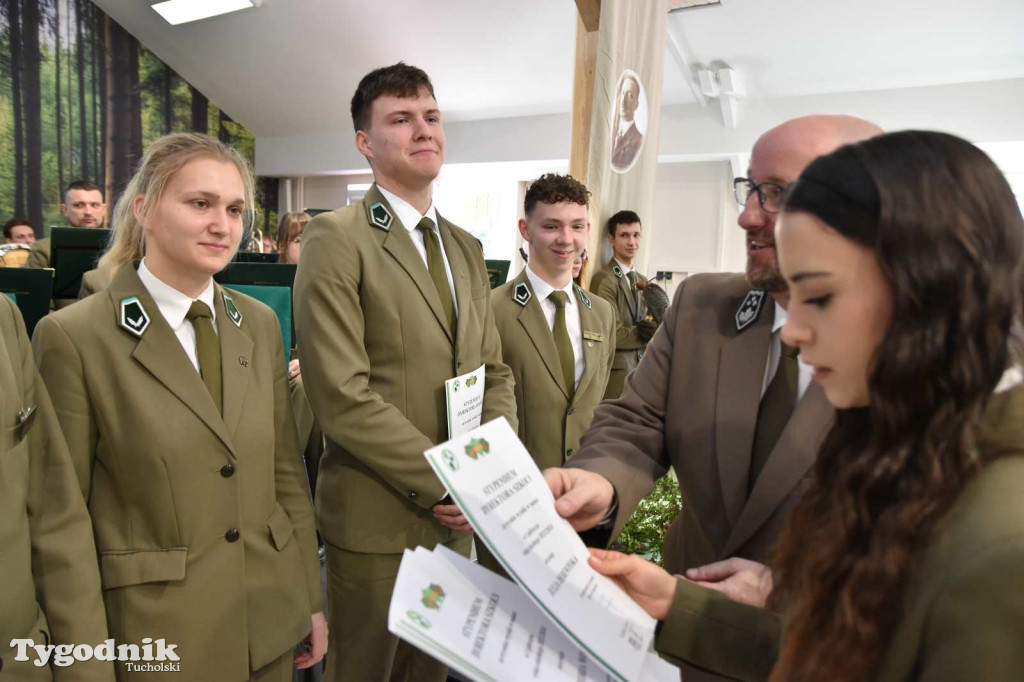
top-left (548, 291), bottom-right (575, 400)
top-left (186, 301), bottom-right (222, 414)
top-left (750, 341), bottom-right (799, 490)
top-left (416, 217), bottom-right (456, 332)
top-left (626, 271), bottom-right (640, 317)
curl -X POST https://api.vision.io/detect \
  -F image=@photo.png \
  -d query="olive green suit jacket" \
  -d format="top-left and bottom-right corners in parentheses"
top-left (293, 184), bottom-right (517, 554)
top-left (78, 268), bottom-right (111, 299)
top-left (589, 258), bottom-right (648, 398)
top-left (490, 269), bottom-right (616, 469)
top-left (26, 236), bottom-right (51, 269)
top-left (655, 382), bottom-right (1024, 682)
top-left (0, 296), bottom-right (113, 681)
top-left (32, 264), bottom-right (322, 681)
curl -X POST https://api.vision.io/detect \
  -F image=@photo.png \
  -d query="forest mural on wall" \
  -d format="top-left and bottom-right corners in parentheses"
top-left (0, 0), bottom-right (279, 239)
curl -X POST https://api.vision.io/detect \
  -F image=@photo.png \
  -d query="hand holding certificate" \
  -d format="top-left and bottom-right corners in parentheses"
top-left (422, 418), bottom-right (659, 682)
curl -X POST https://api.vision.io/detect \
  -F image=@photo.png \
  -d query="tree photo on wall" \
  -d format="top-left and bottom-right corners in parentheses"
top-left (0, 0), bottom-right (277, 238)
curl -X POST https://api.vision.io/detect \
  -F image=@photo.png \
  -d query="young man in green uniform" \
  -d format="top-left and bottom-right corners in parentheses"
top-left (491, 174), bottom-right (616, 471)
top-left (293, 63), bottom-right (517, 682)
top-left (589, 210), bottom-right (655, 398)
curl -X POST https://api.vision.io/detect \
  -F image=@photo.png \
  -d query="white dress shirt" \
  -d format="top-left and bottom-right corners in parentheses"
top-left (378, 186), bottom-right (458, 316)
top-left (524, 265), bottom-right (585, 388)
top-left (761, 301), bottom-right (812, 405)
top-left (137, 258), bottom-right (217, 374)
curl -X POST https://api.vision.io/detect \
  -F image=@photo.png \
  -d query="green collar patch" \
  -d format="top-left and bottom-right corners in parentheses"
top-left (222, 291), bottom-right (243, 328)
top-left (368, 201), bottom-right (393, 230)
top-left (513, 281), bottom-right (532, 306)
top-left (119, 296), bottom-right (150, 338)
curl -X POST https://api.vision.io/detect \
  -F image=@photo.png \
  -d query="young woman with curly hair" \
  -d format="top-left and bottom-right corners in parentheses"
top-left (588, 130), bottom-right (1024, 682)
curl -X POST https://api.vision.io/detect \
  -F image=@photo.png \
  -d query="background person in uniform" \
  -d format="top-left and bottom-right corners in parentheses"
top-left (4, 217), bottom-right (36, 245)
top-left (27, 180), bottom-right (106, 269)
top-left (572, 247), bottom-right (589, 289)
top-left (541, 115), bottom-right (882, 682)
top-left (589, 210), bottom-right (654, 398)
top-left (586, 130), bottom-right (1024, 682)
top-left (293, 63), bottom-right (516, 682)
top-left (32, 133), bottom-right (326, 682)
top-left (611, 75), bottom-right (643, 171)
top-left (0, 295), bottom-right (113, 681)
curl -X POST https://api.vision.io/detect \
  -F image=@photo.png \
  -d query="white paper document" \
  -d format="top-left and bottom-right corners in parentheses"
top-left (388, 545), bottom-right (679, 682)
top-left (422, 418), bottom-right (658, 682)
top-left (445, 364), bottom-right (486, 438)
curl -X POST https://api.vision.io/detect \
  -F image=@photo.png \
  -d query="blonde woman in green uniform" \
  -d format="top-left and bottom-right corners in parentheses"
top-left (32, 133), bottom-right (326, 682)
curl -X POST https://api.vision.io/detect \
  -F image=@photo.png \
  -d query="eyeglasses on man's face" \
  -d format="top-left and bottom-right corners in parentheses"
top-left (733, 178), bottom-right (787, 214)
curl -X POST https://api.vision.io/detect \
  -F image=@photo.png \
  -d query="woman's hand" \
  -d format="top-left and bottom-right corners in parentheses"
top-left (294, 611), bottom-right (328, 669)
top-left (685, 558), bottom-right (774, 608)
top-left (588, 548), bottom-right (677, 620)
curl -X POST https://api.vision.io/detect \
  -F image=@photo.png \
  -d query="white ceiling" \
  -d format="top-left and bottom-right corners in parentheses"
top-left (95, 0), bottom-right (1024, 139)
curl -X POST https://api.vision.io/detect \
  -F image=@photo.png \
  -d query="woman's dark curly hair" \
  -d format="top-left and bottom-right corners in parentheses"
top-left (768, 130), bottom-right (1024, 682)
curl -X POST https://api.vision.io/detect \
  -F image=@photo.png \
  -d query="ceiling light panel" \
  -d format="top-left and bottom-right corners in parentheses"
top-left (152, 0), bottom-right (258, 26)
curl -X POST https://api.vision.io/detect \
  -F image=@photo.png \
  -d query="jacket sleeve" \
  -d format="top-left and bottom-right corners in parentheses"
top-left (293, 214), bottom-right (447, 509)
top-left (17, 303), bottom-right (114, 681)
top-left (655, 579), bottom-right (779, 682)
top-left (567, 279), bottom-right (690, 536)
top-left (32, 314), bottom-right (98, 501)
top-left (268, 313), bottom-right (324, 612)
top-left (473, 248), bottom-right (517, 431)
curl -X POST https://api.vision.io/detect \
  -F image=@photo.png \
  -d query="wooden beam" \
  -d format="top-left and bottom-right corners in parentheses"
top-left (574, 0), bottom-right (600, 32)
top-left (569, 13), bottom-right (598, 183)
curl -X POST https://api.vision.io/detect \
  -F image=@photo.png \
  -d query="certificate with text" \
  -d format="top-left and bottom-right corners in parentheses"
top-left (424, 418), bottom-right (657, 682)
top-left (388, 545), bottom-right (679, 682)
top-left (445, 364), bottom-right (486, 438)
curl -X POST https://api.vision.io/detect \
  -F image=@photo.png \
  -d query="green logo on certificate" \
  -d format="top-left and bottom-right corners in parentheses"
top-left (407, 610), bottom-right (431, 629)
top-left (421, 584), bottom-right (446, 610)
top-left (465, 438), bottom-right (490, 460)
top-left (443, 449), bottom-right (459, 471)
top-left (465, 375), bottom-right (478, 387)
top-left (452, 379), bottom-right (460, 392)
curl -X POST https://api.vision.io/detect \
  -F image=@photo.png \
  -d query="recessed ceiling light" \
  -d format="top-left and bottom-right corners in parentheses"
top-left (152, 0), bottom-right (261, 26)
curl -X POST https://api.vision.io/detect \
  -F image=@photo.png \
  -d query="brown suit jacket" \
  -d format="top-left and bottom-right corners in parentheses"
top-left (33, 264), bottom-right (322, 680)
top-left (293, 184), bottom-right (517, 554)
top-left (0, 295), bottom-right (112, 681)
top-left (590, 259), bottom-right (648, 399)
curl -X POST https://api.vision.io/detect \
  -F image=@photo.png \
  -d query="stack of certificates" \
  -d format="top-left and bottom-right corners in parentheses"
top-left (388, 418), bottom-right (680, 682)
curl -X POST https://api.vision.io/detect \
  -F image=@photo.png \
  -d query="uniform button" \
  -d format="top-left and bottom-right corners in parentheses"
top-left (220, 463), bottom-right (235, 478)
top-left (225, 528), bottom-right (240, 542)
top-left (567, 406), bottom-right (575, 415)
top-left (408, 491), bottom-right (418, 500)
top-left (566, 449), bottom-right (575, 458)
top-left (456, 359), bottom-right (463, 369)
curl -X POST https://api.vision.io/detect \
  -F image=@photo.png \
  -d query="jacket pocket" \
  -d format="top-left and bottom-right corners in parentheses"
top-left (267, 503), bottom-right (295, 551)
top-left (99, 547), bottom-right (187, 589)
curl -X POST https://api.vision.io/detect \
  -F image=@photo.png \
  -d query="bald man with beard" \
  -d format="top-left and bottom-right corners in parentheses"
top-left (543, 115), bottom-right (884, 682)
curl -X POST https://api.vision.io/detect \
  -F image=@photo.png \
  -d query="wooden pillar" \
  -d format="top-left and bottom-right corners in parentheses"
top-left (569, 1), bottom-right (600, 183)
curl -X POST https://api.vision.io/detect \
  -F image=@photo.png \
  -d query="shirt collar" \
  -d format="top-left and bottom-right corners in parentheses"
top-left (524, 264), bottom-right (576, 308)
top-left (771, 300), bottom-right (786, 334)
top-left (137, 258), bottom-right (217, 329)
top-left (377, 185), bottom-right (439, 234)
top-left (613, 258), bottom-right (634, 276)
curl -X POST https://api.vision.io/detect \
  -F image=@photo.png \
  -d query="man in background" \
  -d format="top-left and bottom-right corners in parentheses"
top-left (589, 210), bottom-right (654, 398)
top-left (4, 218), bottom-right (36, 245)
top-left (26, 180), bottom-right (106, 269)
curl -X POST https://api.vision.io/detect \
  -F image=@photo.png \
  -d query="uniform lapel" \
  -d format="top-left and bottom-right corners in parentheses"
top-left (514, 272), bottom-right (570, 399)
top-left (214, 286), bottom-right (254, 443)
top-left (110, 267), bottom-right (238, 458)
top-left (714, 303), bottom-right (773, 529)
top-left (720, 382), bottom-right (833, 557)
top-left (573, 286), bottom-right (601, 400)
top-left (368, 185), bottom-right (455, 345)
top-left (437, 214), bottom-right (470, 347)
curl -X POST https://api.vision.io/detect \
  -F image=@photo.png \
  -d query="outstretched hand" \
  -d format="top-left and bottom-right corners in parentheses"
top-left (685, 557), bottom-right (773, 608)
top-left (588, 548), bottom-right (677, 620)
